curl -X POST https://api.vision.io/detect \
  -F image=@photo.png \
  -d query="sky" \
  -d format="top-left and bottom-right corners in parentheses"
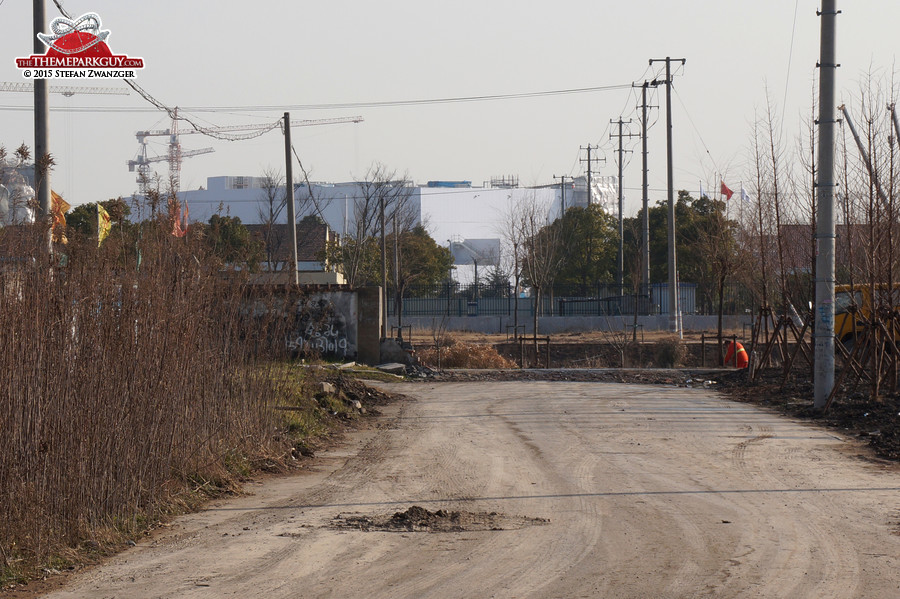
top-left (0, 1), bottom-right (898, 219)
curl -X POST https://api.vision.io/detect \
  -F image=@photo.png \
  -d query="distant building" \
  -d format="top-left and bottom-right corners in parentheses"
top-left (173, 174), bottom-right (620, 284)
top-left (244, 219), bottom-right (345, 285)
top-left (178, 176), bottom-right (564, 243)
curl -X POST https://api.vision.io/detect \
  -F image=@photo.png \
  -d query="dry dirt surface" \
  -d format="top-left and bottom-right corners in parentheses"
top-left (38, 380), bottom-right (900, 598)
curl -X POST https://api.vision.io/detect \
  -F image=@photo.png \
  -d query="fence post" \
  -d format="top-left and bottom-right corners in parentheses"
top-left (701, 333), bottom-right (706, 367)
top-left (445, 281), bottom-right (451, 317)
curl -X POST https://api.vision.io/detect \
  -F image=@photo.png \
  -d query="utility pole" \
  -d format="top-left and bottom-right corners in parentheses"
top-left (393, 210), bottom-right (401, 340)
top-left (579, 145), bottom-right (604, 205)
top-left (283, 113), bottom-right (299, 286)
top-left (650, 56), bottom-right (686, 334)
top-left (814, 1), bottom-right (838, 409)
top-left (553, 174), bottom-right (571, 216)
top-left (33, 0), bottom-right (50, 219)
top-left (610, 118), bottom-right (637, 290)
top-left (635, 80), bottom-right (661, 301)
top-left (380, 193), bottom-right (387, 339)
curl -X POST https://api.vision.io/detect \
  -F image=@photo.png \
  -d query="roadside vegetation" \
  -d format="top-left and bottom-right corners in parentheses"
top-left (0, 185), bottom-right (374, 588)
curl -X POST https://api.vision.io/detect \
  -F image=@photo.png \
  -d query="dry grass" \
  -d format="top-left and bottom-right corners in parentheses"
top-left (653, 335), bottom-right (687, 368)
top-left (418, 335), bottom-right (517, 369)
top-left (0, 221), bottom-right (310, 584)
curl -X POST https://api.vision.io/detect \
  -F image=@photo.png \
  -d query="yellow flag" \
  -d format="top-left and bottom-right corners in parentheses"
top-left (51, 190), bottom-right (70, 244)
top-left (98, 203), bottom-right (111, 247)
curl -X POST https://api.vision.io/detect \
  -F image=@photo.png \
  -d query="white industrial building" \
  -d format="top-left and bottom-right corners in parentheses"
top-left (177, 175), bottom-right (619, 282)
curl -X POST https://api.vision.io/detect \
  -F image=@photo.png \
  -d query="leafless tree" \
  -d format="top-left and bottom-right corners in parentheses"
top-left (256, 168), bottom-right (287, 271)
top-left (496, 197), bottom-right (526, 338)
top-left (325, 163), bottom-right (415, 288)
top-left (517, 193), bottom-right (564, 343)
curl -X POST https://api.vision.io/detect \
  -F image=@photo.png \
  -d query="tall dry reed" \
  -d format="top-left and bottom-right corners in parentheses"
top-left (0, 220), bottom-right (292, 575)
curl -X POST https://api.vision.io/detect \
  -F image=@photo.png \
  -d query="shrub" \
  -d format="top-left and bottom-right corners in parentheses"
top-left (418, 339), bottom-right (517, 369)
top-left (0, 217), bottom-right (296, 581)
top-left (654, 335), bottom-right (686, 368)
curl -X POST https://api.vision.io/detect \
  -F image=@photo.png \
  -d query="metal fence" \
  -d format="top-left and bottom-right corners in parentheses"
top-left (386, 281), bottom-right (758, 317)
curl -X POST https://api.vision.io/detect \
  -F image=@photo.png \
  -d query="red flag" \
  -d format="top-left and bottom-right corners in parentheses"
top-left (171, 200), bottom-right (189, 238)
top-left (720, 180), bottom-right (734, 200)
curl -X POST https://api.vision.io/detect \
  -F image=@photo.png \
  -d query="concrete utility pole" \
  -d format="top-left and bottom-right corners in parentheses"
top-left (650, 57), bottom-right (686, 333)
top-left (635, 81), bottom-right (660, 300)
top-left (814, 1), bottom-right (839, 409)
top-left (553, 174), bottom-right (571, 215)
top-left (33, 0), bottom-right (50, 218)
top-left (283, 113), bottom-right (299, 286)
top-left (380, 193), bottom-right (387, 339)
top-left (610, 118), bottom-right (637, 290)
top-left (393, 210), bottom-right (401, 338)
top-left (579, 145), bottom-right (603, 205)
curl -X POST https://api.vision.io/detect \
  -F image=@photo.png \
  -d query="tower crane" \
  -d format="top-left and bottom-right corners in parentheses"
top-left (128, 111), bottom-right (364, 194)
top-left (0, 81), bottom-right (130, 96)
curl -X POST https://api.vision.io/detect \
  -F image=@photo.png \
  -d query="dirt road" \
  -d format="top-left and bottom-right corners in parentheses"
top-left (44, 382), bottom-right (900, 598)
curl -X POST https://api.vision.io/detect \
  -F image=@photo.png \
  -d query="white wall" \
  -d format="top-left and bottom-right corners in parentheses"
top-left (177, 177), bottom-right (562, 257)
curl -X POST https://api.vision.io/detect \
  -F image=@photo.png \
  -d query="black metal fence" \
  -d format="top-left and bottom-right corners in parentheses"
top-left (386, 281), bottom-right (757, 317)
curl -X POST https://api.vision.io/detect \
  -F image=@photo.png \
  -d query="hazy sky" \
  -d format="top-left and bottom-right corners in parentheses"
top-left (0, 1), bottom-right (897, 218)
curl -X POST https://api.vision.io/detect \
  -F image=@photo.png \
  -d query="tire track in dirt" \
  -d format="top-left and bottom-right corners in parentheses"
top-left (41, 381), bottom-right (900, 599)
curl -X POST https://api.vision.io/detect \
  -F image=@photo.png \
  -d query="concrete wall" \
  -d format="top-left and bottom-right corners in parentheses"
top-left (287, 291), bottom-right (359, 359)
top-left (356, 287), bottom-right (382, 365)
top-left (390, 314), bottom-right (753, 335)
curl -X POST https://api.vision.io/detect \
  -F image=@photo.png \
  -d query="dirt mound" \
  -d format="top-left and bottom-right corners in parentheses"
top-left (324, 371), bottom-right (401, 408)
top-left (331, 506), bottom-right (549, 533)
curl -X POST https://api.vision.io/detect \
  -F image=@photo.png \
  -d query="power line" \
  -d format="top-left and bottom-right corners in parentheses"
top-left (0, 81), bottom-right (635, 114)
top-left (672, 86), bottom-right (721, 176)
top-left (784, 0), bottom-right (801, 111)
top-left (51, 0), bottom-right (71, 18)
top-left (181, 83), bottom-right (637, 111)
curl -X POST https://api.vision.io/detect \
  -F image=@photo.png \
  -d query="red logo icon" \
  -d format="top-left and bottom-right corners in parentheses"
top-left (16, 12), bottom-right (144, 78)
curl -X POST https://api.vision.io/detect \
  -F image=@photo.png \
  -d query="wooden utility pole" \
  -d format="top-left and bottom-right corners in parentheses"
top-left (650, 56), bottom-right (686, 334)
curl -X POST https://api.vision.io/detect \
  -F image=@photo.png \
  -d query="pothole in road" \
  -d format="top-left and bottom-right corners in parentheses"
top-left (330, 505), bottom-right (550, 533)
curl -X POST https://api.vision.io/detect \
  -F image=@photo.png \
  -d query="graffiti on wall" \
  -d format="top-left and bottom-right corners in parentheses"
top-left (286, 292), bottom-right (357, 358)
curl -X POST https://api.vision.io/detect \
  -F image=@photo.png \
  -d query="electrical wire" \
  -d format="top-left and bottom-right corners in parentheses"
top-left (181, 83), bottom-right (636, 112)
top-left (784, 0), bottom-right (801, 111)
top-left (672, 85), bottom-right (721, 176)
top-left (42, 0), bottom-right (286, 144)
top-left (0, 82), bottom-right (634, 113)
top-left (52, 0), bottom-right (70, 18)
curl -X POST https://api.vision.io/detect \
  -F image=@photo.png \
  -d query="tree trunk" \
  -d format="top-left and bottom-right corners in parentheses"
top-left (717, 273), bottom-right (726, 366)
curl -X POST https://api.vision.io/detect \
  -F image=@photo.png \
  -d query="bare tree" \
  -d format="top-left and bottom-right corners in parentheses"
top-left (318, 163), bottom-right (415, 340)
top-left (256, 168), bottom-right (287, 271)
top-left (496, 197), bottom-right (526, 338)
top-left (517, 193), bottom-right (564, 346)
